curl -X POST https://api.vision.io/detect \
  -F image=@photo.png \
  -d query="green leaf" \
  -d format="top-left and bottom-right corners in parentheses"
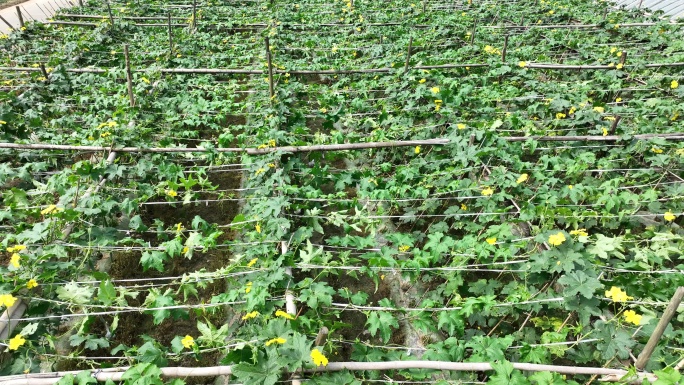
top-left (652, 367), bottom-right (682, 385)
top-left (557, 270), bottom-right (602, 299)
top-left (74, 371), bottom-right (97, 385)
top-left (56, 282), bottom-right (94, 305)
top-left (366, 311), bottom-right (399, 343)
top-left (141, 251), bottom-right (167, 272)
top-left (136, 342), bottom-right (168, 367)
top-left (232, 350), bottom-right (283, 385)
top-left (98, 280), bottom-right (117, 306)
top-left (121, 363), bottom-right (163, 385)
top-left (300, 282), bottom-right (335, 308)
top-left (487, 361), bottom-right (530, 385)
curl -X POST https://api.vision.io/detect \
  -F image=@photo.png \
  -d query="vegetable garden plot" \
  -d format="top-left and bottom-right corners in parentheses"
top-left (1, 0), bottom-right (684, 384)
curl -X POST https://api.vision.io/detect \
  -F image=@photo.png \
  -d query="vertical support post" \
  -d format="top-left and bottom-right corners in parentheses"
top-left (469, 19), bottom-right (477, 45)
top-left (0, 15), bottom-right (15, 31)
top-left (105, 0), bottom-right (114, 28)
top-left (635, 287), bottom-right (684, 370)
top-left (16, 6), bottom-right (24, 28)
top-left (281, 241), bottom-right (301, 385)
top-left (168, 13), bottom-right (174, 56)
top-left (619, 50), bottom-right (627, 67)
top-left (39, 64), bottom-right (48, 79)
top-left (422, 0), bottom-right (426, 13)
top-left (192, 0), bottom-right (197, 29)
top-left (124, 44), bottom-right (135, 107)
top-left (501, 34), bottom-right (509, 62)
top-left (314, 327), bottom-right (329, 347)
top-left (403, 36), bottom-right (413, 74)
top-left (265, 37), bottom-right (275, 101)
top-left (78, 0), bottom-right (83, 7)
top-left (638, 0), bottom-right (643, 8)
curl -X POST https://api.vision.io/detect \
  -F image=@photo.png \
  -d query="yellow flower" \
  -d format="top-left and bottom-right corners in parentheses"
top-left (434, 99), bottom-right (442, 105)
top-left (265, 337), bottom-right (286, 346)
top-left (26, 279), bottom-right (38, 289)
top-left (616, 63), bottom-right (623, 70)
top-left (481, 187), bottom-right (494, 196)
top-left (355, 27), bottom-right (361, 32)
top-left (9, 254), bottom-right (20, 269)
top-left (331, 45), bottom-right (338, 53)
top-left (141, 77), bottom-right (150, 84)
top-left (548, 232), bottom-right (566, 246)
top-left (40, 204), bottom-right (63, 215)
top-left (275, 310), bottom-right (295, 320)
top-left (593, 106), bottom-right (604, 113)
top-left (485, 238), bottom-right (497, 245)
top-left (176, 54), bottom-right (182, 58)
top-left (569, 106), bottom-right (576, 114)
top-left (677, 148), bottom-right (684, 156)
top-left (672, 80), bottom-right (679, 89)
top-left (651, 147), bottom-right (663, 154)
top-left (414, 146), bottom-right (421, 154)
top-left (569, 229), bottom-right (588, 237)
top-left (256, 223), bottom-right (261, 233)
top-left (242, 311), bottom-right (259, 320)
top-left (245, 282), bottom-right (253, 294)
top-left (431, 87), bottom-right (440, 94)
top-left (623, 310), bottom-right (642, 325)
top-left (7, 245), bottom-right (26, 253)
top-left (516, 173), bottom-right (528, 184)
top-left (605, 286), bottom-right (633, 303)
top-left (518, 61), bottom-right (527, 68)
top-left (0, 120), bottom-right (6, 124)
top-left (0, 294), bottom-right (17, 308)
top-left (460, 203), bottom-right (467, 210)
top-left (8, 334), bottom-right (26, 351)
top-left (610, 47), bottom-right (617, 54)
top-left (419, 78), bottom-right (426, 83)
top-left (568, 185), bottom-right (573, 190)
top-left (181, 335), bottom-right (194, 348)
top-left (166, 189), bottom-right (178, 197)
top-left (457, 123), bottom-right (466, 130)
top-left (247, 258), bottom-right (258, 267)
top-left (398, 245), bottom-right (410, 252)
top-left (311, 348), bottom-right (329, 367)
top-left (547, 10), bottom-right (554, 14)
top-left (602, 128), bottom-right (608, 136)
top-left (319, 108), bottom-right (327, 113)
top-left (664, 211), bottom-right (676, 221)
top-left (616, 51), bottom-right (622, 57)
top-left (556, 112), bottom-right (566, 119)
top-left (175, 223), bottom-right (184, 233)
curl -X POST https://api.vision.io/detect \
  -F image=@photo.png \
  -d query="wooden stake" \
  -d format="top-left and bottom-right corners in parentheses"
top-left (105, 0), bottom-right (114, 27)
top-left (123, 44), bottom-right (135, 107)
top-left (608, 115), bottom-right (621, 135)
top-left (167, 13), bottom-right (173, 55)
top-left (16, 6), bottom-right (24, 28)
top-left (469, 19), bottom-right (477, 45)
top-left (635, 287), bottom-right (684, 370)
top-left (192, 0), bottom-right (197, 29)
top-left (501, 34), bottom-right (509, 62)
top-left (265, 37), bottom-right (274, 100)
top-left (403, 36), bottom-right (413, 74)
top-left (0, 14), bottom-right (15, 30)
top-left (619, 50), bottom-right (627, 67)
top-left (314, 327), bottom-right (329, 347)
top-left (39, 64), bottom-right (48, 79)
top-left (78, 0), bottom-right (83, 7)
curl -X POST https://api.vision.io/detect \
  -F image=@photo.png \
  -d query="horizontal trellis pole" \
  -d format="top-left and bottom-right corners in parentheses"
top-left (2, 61), bottom-right (684, 76)
top-left (0, 139), bottom-right (449, 154)
top-left (0, 361), bottom-right (656, 385)
top-left (45, 16), bottom-right (677, 30)
top-left (46, 21), bottom-right (189, 27)
top-left (503, 133), bottom-right (684, 142)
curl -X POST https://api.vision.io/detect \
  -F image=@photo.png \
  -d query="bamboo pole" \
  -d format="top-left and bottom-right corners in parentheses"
top-left (191, 0), bottom-right (197, 29)
top-left (281, 241), bottom-right (301, 385)
top-left (0, 139), bottom-right (451, 154)
top-left (0, 14), bottom-right (16, 30)
top-left (503, 133), bottom-right (684, 142)
top-left (635, 287), bottom-right (684, 370)
top-left (265, 37), bottom-right (274, 100)
top-left (2, 60), bottom-right (684, 76)
top-left (403, 36), bottom-right (413, 74)
top-left (0, 360), bottom-right (657, 385)
top-left (123, 45), bottom-right (135, 107)
top-left (105, 0), bottom-right (113, 27)
top-left (16, 6), bottom-right (24, 28)
top-left (57, 14), bottom-right (185, 20)
top-left (167, 13), bottom-right (173, 55)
